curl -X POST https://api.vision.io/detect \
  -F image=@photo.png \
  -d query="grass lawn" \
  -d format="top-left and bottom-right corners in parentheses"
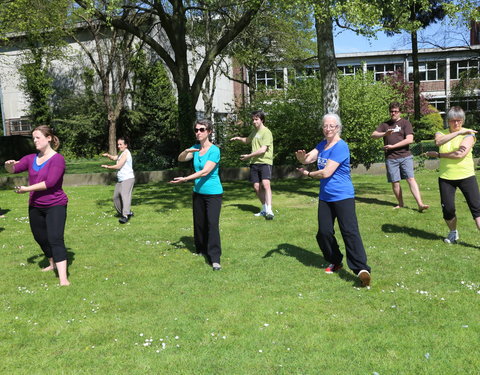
top-left (0, 170), bottom-right (479, 374)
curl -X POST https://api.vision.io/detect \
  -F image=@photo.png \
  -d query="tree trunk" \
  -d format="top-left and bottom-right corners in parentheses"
top-left (411, 30), bottom-right (421, 120)
top-left (108, 116), bottom-right (117, 155)
top-left (315, 14), bottom-right (339, 116)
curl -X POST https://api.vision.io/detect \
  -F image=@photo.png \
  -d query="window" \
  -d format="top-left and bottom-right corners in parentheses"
top-left (367, 64), bottom-right (403, 81)
top-left (338, 65), bottom-right (362, 76)
top-left (450, 97), bottom-right (480, 112)
top-left (427, 98), bottom-right (446, 112)
top-left (255, 70), bottom-right (285, 89)
top-left (294, 67), bottom-right (319, 80)
top-left (450, 60), bottom-right (480, 79)
top-left (8, 118), bottom-right (32, 133)
top-left (408, 61), bottom-right (446, 81)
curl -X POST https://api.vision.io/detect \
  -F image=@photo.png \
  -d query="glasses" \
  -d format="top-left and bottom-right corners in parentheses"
top-left (390, 110), bottom-right (400, 113)
top-left (194, 128), bottom-right (207, 133)
top-left (448, 119), bottom-right (463, 123)
top-left (323, 124), bottom-right (338, 129)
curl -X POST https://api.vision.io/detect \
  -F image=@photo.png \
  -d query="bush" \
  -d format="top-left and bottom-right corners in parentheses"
top-left (411, 108), bottom-right (444, 141)
top-left (0, 135), bottom-right (35, 164)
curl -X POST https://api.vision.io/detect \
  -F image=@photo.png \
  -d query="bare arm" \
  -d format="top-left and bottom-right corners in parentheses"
top-left (383, 134), bottom-right (414, 151)
top-left (4, 160), bottom-right (18, 173)
top-left (295, 148), bottom-right (319, 165)
top-left (435, 129), bottom-right (477, 146)
top-left (230, 136), bottom-right (250, 144)
top-left (178, 148), bottom-right (200, 162)
top-left (170, 161), bottom-right (217, 184)
top-left (240, 145), bottom-right (268, 161)
top-left (297, 159), bottom-right (340, 179)
top-left (15, 181), bottom-right (47, 194)
top-left (371, 128), bottom-right (394, 139)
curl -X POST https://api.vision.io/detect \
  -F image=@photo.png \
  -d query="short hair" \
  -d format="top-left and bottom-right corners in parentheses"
top-left (389, 102), bottom-right (402, 111)
top-left (446, 106), bottom-right (465, 123)
top-left (32, 125), bottom-right (60, 150)
top-left (194, 119), bottom-right (213, 132)
top-left (251, 110), bottom-right (265, 124)
top-left (322, 113), bottom-right (343, 135)
top-left (117, 136), bottom-right (130, 147)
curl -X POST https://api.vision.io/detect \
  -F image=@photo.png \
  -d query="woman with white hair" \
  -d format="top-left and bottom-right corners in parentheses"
top-left (295, 113), bottom-right (371, 287)
top-left (424, 106), bottom-right (480, 243)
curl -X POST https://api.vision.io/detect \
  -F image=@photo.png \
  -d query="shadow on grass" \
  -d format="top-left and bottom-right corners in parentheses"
top-left (172, 236), bottom-right (211, 265)
top-left (355, 196), bottom-right (393, 207)
top-left (27, 249), bottom-right (76, 268)
top-left (0, 208), bottom-right (11, 216)
top-left (225, 203), bottom-right (258, 213)
top-left (0, 227), bottom-right (4, 233)
top-left (382, 223), bottom-right (480, 250)
top-left (263, 243), bottom-right (326, 268)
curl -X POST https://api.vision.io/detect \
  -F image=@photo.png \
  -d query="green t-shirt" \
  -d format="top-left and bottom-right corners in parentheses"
top-left (438, 129), bottom-right (476, 180)
top-left (247, 126), bottom-right (273, 165)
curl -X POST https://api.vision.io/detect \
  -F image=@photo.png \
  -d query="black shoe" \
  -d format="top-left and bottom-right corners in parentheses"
top-left (119, 216), bottom-right (129, 224)
top-left (128, 211), bottom-right (134, 218)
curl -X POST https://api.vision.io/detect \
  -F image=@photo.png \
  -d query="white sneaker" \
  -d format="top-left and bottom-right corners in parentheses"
top-left (444, 230), bottom-right (459, 244)
top-left (265, 211), bottom-right (274, 220)
top-left (254, 211), bottom-right (266, 217)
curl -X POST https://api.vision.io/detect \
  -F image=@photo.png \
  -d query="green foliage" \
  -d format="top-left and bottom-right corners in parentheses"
top-left (52, 68), bottom-right (108, 158)
top-left (339, 71), bottom-right (402, 167)
top-left (412, 108), bottom-right (444, 141)
top-left (18, 51), bottom-right (54, 125)
top-left (121, 52), bottom-right (178, 170)
top-left (223, 72), bottom-right (400, 168)
top-left (451, 68), bottom-right (480, 131)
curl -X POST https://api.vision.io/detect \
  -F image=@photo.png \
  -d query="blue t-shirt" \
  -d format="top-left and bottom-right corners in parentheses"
top-left (192, 144), bottom-right (223, 195)
top-left (316, 139), bottom-right (354, 202)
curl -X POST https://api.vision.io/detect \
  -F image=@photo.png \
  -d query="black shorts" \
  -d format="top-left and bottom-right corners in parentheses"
top-left (249, 164), bottom-right (272, 183)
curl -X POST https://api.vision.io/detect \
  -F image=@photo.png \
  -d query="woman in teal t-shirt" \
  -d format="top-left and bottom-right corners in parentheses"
top-left (170, 119), bottom-right (223, 271)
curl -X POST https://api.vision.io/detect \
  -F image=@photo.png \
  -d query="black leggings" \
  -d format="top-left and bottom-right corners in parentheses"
top-left (439, 176), bottom-right (480, 221)
top-left (28, 205), bottom-right (67, 263)
top-left (192, 193), bottom-right (222, 264)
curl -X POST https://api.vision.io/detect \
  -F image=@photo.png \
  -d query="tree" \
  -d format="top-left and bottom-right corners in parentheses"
top-left (73, 0), bottom-right (265, 149)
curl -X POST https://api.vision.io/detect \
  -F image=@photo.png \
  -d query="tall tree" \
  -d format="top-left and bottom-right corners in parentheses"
top-left (73, 0), bottom-right (264, 148)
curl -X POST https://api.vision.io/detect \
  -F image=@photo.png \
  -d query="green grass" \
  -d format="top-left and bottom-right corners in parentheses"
top-left (1, 171), bottom-right (479, 374)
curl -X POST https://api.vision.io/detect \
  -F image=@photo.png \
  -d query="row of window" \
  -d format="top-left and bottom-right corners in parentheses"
top-left (256, 60), bottom-right (480, 88)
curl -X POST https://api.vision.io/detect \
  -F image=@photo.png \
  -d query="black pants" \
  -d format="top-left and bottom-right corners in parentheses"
top-left (28, 205), bottom-right (67, 263)
top-left (316, 198), bottom-right (370, 274)
top-left (439, 176), bottom-right (480, 221)
top-left (192, 193), bottom-right (222, 264)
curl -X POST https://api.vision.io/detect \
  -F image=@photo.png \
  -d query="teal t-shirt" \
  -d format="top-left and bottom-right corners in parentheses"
top-left (192, 144), bottom-right (223, 195)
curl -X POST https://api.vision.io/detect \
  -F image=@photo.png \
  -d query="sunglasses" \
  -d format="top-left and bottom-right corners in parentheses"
top-left (194, 128), bottom-right (207, 133)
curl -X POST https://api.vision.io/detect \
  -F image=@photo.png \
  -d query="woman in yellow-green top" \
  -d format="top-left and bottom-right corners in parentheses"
top-left (425, 106), bottom-right (480, 244)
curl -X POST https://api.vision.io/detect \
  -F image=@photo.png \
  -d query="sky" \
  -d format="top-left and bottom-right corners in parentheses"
top-left (333, 21), bottom-right (471, 54)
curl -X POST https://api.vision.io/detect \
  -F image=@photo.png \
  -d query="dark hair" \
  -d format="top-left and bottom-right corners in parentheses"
top-left (389, 102), bottom-right (402, 112)
top-left (194, 119), bottom-right (213, 132)
top-left (117, 136), bottom-right (130, 147)
top-left (251, 110), bottom-right (265, 124)
top-left (32, 125), bottom-right (60, 150)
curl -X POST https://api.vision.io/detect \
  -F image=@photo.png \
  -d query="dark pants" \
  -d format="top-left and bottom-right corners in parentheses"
top-left (316, 198), bottom-right (370, 274)
top-left (28, 205), bottom-right (67, 263)
top-left (192, 193), bottom-right (222, 264)
top-left (439, 176), bottom-right (480, 221)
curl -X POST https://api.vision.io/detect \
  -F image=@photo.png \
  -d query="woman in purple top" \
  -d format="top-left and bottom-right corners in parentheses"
top-left (295, 114), bottom-right (371, 287)
top-left (4, 126), bottom-right (70, 286)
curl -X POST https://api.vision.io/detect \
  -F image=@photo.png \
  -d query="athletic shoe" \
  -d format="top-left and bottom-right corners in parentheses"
top-left (119, 216), bottom-right (129, 224)
top-left (254, 211), bottom-right (266, 217)
top-left (265, 212), bottom-right (274, 220)
top-left (444, 230), bottom-right (459, 244)
top-left (325, 263), bottom-right (343, 274)
top-left (358, 270), bottom-right (371, 287)
top-left (212, 262), bottom-right (222, 271)
top-left (128, 211), bottom-right (134, 218)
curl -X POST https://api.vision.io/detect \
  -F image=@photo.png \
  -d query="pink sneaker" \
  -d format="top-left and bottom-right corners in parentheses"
top-left (325, 263), bottom-right (343, 274)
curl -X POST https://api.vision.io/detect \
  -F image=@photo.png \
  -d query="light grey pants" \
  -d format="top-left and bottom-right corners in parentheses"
top-left (113, 178), bottom-right (135, 217)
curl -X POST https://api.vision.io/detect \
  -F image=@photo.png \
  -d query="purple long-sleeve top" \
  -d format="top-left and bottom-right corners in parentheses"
top-left (14, 153), bottom-right (68, 207)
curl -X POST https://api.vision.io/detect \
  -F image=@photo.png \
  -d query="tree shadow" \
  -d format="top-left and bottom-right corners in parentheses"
top-left (263, 243), bottom-right (325, 268)
top-left (382, 224), bottom-right (480, 249)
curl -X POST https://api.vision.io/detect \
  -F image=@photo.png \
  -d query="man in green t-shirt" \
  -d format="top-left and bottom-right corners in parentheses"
top-left (230, 110), bottom-right (274, 219)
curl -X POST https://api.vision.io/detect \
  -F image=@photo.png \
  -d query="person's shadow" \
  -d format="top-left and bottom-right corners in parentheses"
top-left (27, 249), bottom-right (76, 277)
top-left (171, 236), bottom-right (211, 265)
top-left (225, 203), bottom-right (258, 214)
top-left (0, 208), bottom-right (10, 216)
top-left (382, 224), bottom-right (480, 249)
top-left (263, 243), bottom-right (360, 286)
